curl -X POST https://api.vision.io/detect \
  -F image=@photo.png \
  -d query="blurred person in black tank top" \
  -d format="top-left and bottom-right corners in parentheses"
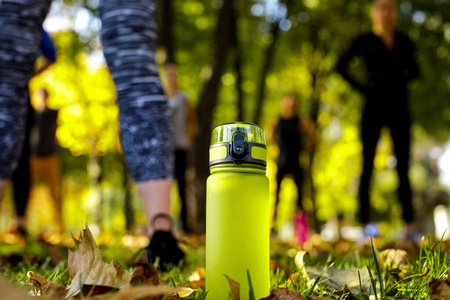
top-left (270, 94), bottom-right (315, 244)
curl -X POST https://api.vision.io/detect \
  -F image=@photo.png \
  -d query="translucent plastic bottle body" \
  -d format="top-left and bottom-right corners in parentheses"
top-left (206, 165), bottom-right (270, 300)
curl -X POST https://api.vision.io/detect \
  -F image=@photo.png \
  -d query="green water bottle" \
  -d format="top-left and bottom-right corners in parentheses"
top-left (206, 122), bottom-right (270, 300)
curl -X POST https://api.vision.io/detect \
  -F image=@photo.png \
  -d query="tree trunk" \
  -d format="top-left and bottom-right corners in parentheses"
top-left (160, 0), bottom-right (175, 64)
top-left (253, 21), bottom-right (281, 125)
top-left (191, 0), bottom-right (235, 234)
top-left (308, 71), bottom-right (322, 233)
top-left (231, 5), bottom-right (245, 121)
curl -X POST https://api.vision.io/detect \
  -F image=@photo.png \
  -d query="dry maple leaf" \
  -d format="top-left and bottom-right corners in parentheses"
top-left (130, 254), bottom-right (159, 287)
top-left (88, 285), bottom-right (184, 300)
top-left (65, 221), bottom-right (132, 298)
top-left (224, 274), bottom-right (240, 300)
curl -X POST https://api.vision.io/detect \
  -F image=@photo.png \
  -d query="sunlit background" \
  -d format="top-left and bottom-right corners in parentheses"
top-left (0, 0), bottom-right (449, 241)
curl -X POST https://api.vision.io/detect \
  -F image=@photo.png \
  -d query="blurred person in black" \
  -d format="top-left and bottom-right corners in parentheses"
top-left (336, 0), bottom-right (419, 239)
top-left (270, 94), bottom-right (316, 244)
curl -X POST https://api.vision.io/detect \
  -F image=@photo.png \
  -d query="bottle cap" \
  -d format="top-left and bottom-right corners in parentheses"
top-left (209, 122), bottom-right (266, 167)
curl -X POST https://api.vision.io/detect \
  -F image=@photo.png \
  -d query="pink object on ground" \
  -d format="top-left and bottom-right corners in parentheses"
top-left (294, 211), bottom-right (308, 245)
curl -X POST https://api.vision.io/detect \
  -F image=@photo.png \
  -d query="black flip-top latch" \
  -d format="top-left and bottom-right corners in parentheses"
top-left (230, 133), bottom-right (248, 164)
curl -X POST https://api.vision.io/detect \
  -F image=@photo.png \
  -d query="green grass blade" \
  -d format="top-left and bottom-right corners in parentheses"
top-left (367, 263), bottom-right (378, 300)
top-left (247, 270), bottom-right (256, 300)
top-left (371, 238), bottom-right (384, 297)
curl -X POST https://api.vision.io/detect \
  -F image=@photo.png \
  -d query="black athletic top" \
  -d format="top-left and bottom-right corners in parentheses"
top-left (337, 32), bottom-right (419, 108)
top-left (277, 117), bottom-right (302, 166)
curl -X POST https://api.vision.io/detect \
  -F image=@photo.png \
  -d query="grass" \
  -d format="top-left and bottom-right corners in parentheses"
top-left (0, 235), bottom-right (449, 299)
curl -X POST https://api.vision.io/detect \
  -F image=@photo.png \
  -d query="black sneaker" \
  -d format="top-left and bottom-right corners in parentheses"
top-left (146, 214), bottom-right (185, 270)
top-left (147, 230), bottom-right (185, 269)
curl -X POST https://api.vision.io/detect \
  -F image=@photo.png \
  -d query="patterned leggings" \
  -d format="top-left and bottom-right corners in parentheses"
top-left (0, 0), bottom-right (51, 179)
top-left (0, 0), bottom-right (173, 182)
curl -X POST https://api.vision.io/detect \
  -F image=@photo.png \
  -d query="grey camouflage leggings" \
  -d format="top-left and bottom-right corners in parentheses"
top-left (0, 0), bottom-right (173, 182)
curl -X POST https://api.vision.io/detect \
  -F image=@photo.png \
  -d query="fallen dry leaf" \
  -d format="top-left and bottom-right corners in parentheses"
top-left (430, 278), bottom-right (450, 300)
top-left (130, 254), bottom-right (159, 286)
top-left (305, 266), bottom-right (374, 294)
top-left (41, 281), bottom-right (67, 297)
top-left (379, 249), bottom-right (408, 270)
top-left (332, 285), bottom-right (358, 300)
top-left (81, 285), bottom-right (118, 297)
top-left (66, 221), bottom-right (132, 298)
top-left (260, 288), bottom-right (303, 299)
top-left (177, 287), bottom-right (195, 298)
top-left (294, 251), bottom-right (309, 279)
top-left (224, 274), bottom-right (240, 300)
top-left (88, 285), bottom-right (184, 300)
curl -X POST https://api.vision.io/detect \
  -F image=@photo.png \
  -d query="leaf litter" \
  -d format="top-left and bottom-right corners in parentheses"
top-left (2, 220), bottom-right (450, 299)
top-left (18, 220), bottom-right (185, 299)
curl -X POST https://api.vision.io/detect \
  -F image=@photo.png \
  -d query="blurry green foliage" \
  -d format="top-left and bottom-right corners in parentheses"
top-left (10, 0), bottom-right (448, 233)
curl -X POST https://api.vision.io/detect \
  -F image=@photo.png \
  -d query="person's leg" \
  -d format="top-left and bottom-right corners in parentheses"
top-left (11, 145), bottom-right (31, 231)
top-left (292, 165), bottom-right (308, 244)
top-left (11, 100), bottom-right (33, 232)
top-left (137, 180), bottom-right (172, 236)
top-left (358, 109), bottom-right (382, 225)
top-left (389, 116), bottom-right (414, 225)
top-left (100, 0), bottom-right (182, 266)
top-left (100, 0), bottom-right (174, 232)
top-left (292, 166), bottom-right (304, 210)
top-left (0, 0), bottom-right (51, 201)
top-left (175, 149), bottom-right (188, 232)
top-left (43, 155), bottom-right (63, 232)
top-left (273, 164), bottom-right (287, 222)
top-left (0, 181), bottom-right (7, 204)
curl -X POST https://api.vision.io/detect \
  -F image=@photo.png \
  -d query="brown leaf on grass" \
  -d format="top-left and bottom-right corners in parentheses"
top-left (224, 274), bottom-right (240, 300)
top-left (66, 221), bottom-right (132, 298)
top-left (130, 254), bottom-right (159, 286)
top-left (430, 278), bottom-right (450, 300)
top-left (332, 285), bottom-right (357, 300)
top-left (88, 285), bottom-right (183, 300)
top-left (260, 288), bottom-right (303, 299)
top-left (81, 285), bottom-right (118, 297)
top-left (379, 249), bottom-right (408, 271)
top-left (41, 281), bottom-right (67, 297)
